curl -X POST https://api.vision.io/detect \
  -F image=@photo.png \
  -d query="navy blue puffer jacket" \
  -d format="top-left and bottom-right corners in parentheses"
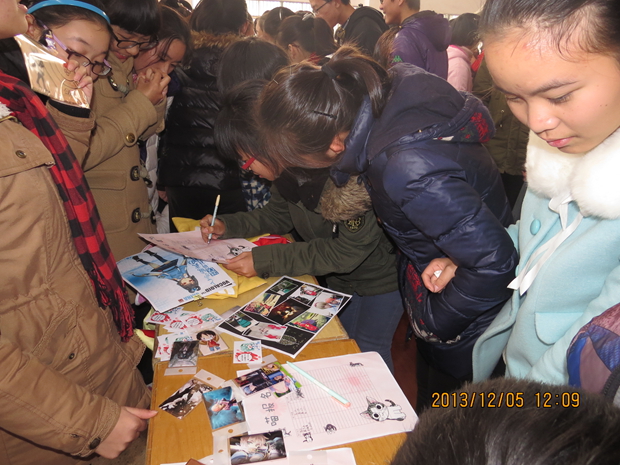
top-left (333, 64), bottom-right (518, 379)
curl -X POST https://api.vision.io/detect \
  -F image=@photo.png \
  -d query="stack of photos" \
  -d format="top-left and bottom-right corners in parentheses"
top-left (217, 277), bottom-right (351, 358)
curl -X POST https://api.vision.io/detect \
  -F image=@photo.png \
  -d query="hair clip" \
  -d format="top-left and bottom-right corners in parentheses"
top-left (312, 110), bottom-right (336, 119)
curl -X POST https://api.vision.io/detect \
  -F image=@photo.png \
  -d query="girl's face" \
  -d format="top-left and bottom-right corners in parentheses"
top-left (0, 0), bottom-right (28, 39)
top-left (110, 25), bottom-right (153, 62)
top-left (134, 39), bottom-right (186, 75)
top-left (485, 29), bottom-right (620, 154)
top-left (240, 152), bottom-right (277, 181)
top-left (42, 19), bottom-right (110, 80)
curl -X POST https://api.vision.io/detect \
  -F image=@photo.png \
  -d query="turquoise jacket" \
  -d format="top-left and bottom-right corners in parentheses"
top-left (473, 130), bottom-right (620, 384)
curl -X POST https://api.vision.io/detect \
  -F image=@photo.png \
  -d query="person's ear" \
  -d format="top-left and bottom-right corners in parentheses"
top-left (329, 132), bottom-right (347, 155)
top-left (26, 14), bottom-right (42, 40)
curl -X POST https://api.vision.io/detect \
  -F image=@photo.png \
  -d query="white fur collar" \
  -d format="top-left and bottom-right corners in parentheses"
top-left (0, 102), bottom-right (11, 119)
top-left (526, 128), bottom-right (620, 219)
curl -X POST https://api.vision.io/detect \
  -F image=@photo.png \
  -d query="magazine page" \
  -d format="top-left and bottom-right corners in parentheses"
top-left (117, 246), bottom-right (234, 311)
top-left (139, 229), bottom-right (256, 263)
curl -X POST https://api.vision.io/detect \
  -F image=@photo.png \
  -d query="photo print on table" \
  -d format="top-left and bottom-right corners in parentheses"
top-left (169, 340), bottom-right (199, 367)
top-left (216, 277), bottom-right (351, 357)
top-left (158, 378), bottom-right (213, 419)
top-left (229, 431), bottom-right (287, 465)
top-left (203, 386), bottom-right (245, 430)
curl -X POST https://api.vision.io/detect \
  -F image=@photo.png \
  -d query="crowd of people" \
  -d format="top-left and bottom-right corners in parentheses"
top-left (2, 0), bottom-right (620, 463)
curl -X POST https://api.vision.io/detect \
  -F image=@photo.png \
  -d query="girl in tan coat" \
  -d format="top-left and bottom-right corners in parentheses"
top-left (84, 0), bottom-right (168, 261)
top-left (0, 1), bottom-right (154, 463)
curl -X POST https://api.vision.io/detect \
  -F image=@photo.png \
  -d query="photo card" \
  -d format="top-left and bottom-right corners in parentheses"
top-left (169, 340), bottom-right (199, 367)
top-left (229, 431), bottom-right (287, 464)
top-left (203, 386), bottom-right (245, 430)
top-left (158, 378), bottom-right (213, 419)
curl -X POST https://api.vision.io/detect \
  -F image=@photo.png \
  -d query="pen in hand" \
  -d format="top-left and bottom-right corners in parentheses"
top-left (207, 194), bottom-right (221, 245)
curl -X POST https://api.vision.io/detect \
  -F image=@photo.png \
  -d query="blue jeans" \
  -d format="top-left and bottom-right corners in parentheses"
top-left (337, 290), bottom-right (404, 372)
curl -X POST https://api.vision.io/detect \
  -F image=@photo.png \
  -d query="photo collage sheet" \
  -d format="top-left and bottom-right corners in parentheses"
top-left (217, 277), bottom-right (351, 358)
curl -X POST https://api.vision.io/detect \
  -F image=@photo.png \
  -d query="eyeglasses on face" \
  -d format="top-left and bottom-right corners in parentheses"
top-left (45, 29), bottom-right (112, 76)
top-left (312, 0), bottom-right (332, 14)
top-left (112, 31), bottom-right (158, 51)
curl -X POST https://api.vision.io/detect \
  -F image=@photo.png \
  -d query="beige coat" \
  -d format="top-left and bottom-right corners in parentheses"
top-left (0, 117), bottom-right (150, 465)
top-left (84, 54), bottom-right (165, 261)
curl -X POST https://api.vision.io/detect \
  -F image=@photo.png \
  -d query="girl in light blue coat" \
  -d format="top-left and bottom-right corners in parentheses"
top-left (425, 0), bottom-right (620, 385)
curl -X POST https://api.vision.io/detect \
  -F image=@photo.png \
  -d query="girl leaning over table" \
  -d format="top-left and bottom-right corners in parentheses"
top-left (200, 80), bottom-right (403, 373)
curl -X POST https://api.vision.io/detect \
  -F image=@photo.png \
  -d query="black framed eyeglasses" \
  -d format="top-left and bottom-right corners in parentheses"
top-left (312, 0), bottom-right (332, 14)
top-left (45, 30), bottom-right (112, 76)
top-left (112, 31), bottom-right (158, 51)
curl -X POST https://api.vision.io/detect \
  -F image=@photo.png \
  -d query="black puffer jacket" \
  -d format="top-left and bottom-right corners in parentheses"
top-left (158, 32), bottom-right (241, 191)
top-left (333, 64), bottom-right (518, 379)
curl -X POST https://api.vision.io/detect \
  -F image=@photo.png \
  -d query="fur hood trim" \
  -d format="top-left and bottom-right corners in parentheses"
top-left (526, 128), bottom-right (620, 219)
top-left (191, 31), bottom-right (240, 50)
top-left (320, 176), bottom-right (372, 222)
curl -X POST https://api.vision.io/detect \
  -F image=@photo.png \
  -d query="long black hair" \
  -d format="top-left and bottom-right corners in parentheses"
top-left (99, 0), bottom-right (160, 37)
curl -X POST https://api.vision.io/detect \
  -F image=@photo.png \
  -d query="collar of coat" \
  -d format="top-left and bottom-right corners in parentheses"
top-left (320, 176), bottom-right (372, 222)
top-left (191, 31), bottom-right (240, 50)
top-left (526, 128), bottom-right (620, 219)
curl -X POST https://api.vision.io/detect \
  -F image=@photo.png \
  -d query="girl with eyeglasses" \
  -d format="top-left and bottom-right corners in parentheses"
top-left (0, 0), bottom-right (110, 160)
top-left (83, 0), bottom-right (169, 261)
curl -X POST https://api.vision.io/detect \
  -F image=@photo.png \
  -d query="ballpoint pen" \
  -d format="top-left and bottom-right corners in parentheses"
top-left (207, 194), bottom-right (221, 245)
top-left (287, 361), bottom-right (351, 407)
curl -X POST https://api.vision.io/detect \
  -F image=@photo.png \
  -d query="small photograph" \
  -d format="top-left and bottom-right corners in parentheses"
top-left (227, 312), bottom-right (259, 330)
top-left (229, 431), bottom-right (287, 465)
top-left (269, 279), bottom-right (300, 297)
top-left (268, 300), bottom-right (309, 325)
top-left (244, 293), bottom-right (280, 316)
top-left (234, 369), bottom-right (272, 396)
top-left (169, 340), bottom-right (199, 367)
top-left (159, 378), bottom-right (213, 419)
top-left (203, 386), bottom-right (245, 430)
top-left (289, 284), bottom-right (321, 306)
top-left (310, 292), bottom-right (346, 316)
top-left (289, 311), bottom-right (330, 333)
top-left (241, 322), bottom-right (287, 342)
top-left (194, 329), bottom-right (228, 355)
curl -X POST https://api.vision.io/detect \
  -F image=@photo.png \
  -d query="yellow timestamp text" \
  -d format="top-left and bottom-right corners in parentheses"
top-left (430, 391), bottom-right (581, 408)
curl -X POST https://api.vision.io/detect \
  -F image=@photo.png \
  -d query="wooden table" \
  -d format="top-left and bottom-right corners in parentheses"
top-left (147, 339), bottom-right (406, 465)
top-left (155, 274), bottom-right (348, 353)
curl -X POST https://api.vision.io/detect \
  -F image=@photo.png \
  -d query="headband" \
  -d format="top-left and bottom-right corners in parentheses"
top-left (28, 0), bottom-right (111, 24)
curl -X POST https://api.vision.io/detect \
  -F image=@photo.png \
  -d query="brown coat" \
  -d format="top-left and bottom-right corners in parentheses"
top-left (0, 117), bottom-right (150, 465)
top-left (83, 54), bottom-right (165, 261)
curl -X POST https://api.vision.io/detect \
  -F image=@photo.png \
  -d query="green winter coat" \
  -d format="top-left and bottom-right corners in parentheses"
top-left (218, 176), bottom-right (398, 296)
top-left (473, 58), bottom-right (529, 176)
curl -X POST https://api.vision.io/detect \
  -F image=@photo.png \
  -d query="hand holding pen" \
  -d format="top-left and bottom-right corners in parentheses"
top-left (199, 195), bottom-right (225, 243)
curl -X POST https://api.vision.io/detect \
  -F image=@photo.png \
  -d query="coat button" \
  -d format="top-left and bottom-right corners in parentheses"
top-left (68, 352), bottom-right (75, 360)
top-left (88, 437), bottom-right (102, 449)
top-left (530, 219), bottom-right (541, 235)
top-left (130, 165), bottom-right (140, 181)
top-left (125, 133), bottom-right (136, 144)
top-left (132, 208), bottom-right (141, 223)
top-left (15, 150), bottom-right (26, 158)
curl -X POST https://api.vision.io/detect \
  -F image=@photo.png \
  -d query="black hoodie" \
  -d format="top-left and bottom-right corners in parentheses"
top-left (338, 6), bottom-right (388, 56)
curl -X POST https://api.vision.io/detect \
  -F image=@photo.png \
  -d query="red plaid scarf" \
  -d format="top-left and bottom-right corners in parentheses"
top-left (0, 71), bottom-right (134, 341)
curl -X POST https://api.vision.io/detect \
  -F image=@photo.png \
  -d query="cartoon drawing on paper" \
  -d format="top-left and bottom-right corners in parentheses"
top-left (360, 398), bottom-right (406, 422)
top-left (131, 249), bottom-right (200, 293)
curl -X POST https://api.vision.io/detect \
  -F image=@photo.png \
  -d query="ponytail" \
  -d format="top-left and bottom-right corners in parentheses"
top-left (257, 46), bottom-right (390, 171)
